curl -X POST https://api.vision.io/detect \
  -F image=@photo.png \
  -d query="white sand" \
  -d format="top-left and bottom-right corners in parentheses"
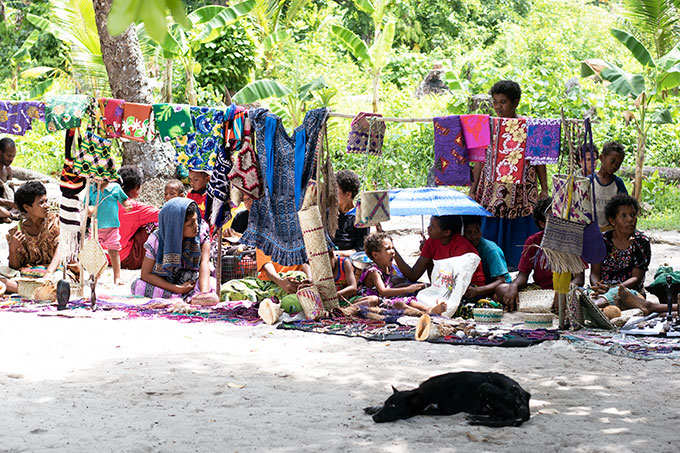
top-left (2, 187), bottom-right (680, 451)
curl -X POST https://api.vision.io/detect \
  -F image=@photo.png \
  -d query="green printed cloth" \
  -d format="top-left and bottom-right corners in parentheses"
top-left (45, 95), bottom-right (90, 132)
top-left (220, 271), bottom-right (307, 302)
top-left (152, 103), bottom-right (194, 142)
top-left (174, 106), bottom-right (225, 173)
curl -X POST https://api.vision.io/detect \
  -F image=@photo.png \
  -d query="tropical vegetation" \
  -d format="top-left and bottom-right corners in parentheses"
top-left (0, 0), bottom-right (679, 229)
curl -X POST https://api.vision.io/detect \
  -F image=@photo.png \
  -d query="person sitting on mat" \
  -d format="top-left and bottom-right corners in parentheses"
top-left (356, 232), bottom-right (443, 314)
top-left (130, 198), bottom-right (218, 305)
top-left (0, 137), bottom-right (18, 221)
top-left (495, 197), bottom-right (585, 311)
top-left (256, 249), bottom-right (311, 295)
top-left (2, 181), bottom-right (62, 294)
top-left (330, 250), bottom-right (358, 301)
top-left (588, 194), bottom-right (670, 314)
top-left (393, 215), bottom-right (485, 288)
top-left (333, 169), bottom-right (369, 257)
top-left (462, 215), bottom-right (511, 299)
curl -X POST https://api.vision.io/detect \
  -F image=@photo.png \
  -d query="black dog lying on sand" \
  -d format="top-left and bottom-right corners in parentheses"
top-left (365, 371), bottom-right (531, 427)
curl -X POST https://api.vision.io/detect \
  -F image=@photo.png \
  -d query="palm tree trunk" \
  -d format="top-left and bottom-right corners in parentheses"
top-left (184, 59), bottom-right (198, 106)
top-left (92, 0), bottom-right (175, 178)
top-left (161, 58), bottom-right (173, 103)
top-left (633, 104), bottom-right (647, 201)
top-left (372, 70), bottom-right (380, 113)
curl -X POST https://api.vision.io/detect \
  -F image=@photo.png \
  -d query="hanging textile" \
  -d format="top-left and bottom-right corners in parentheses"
top-left (227, 113), bottom-right (264, 200)
top-left (433, 115), bottom-right (470, 186)
top-left (175, 106), bottom-right (225, 174)
top-left (459, 114), bottom-right (491, 162)
top-left (97, 98), bottom-right (125, 138)
top-left (73, 105), bottom-right (117, 181)
top-left (120, 102), bottom-right (153, 142)
top-left (0, 101), bottom-right (45, 136)
top-left (525, 118), bottom-right (561, 165)
top-left (207, 104), bottom-right (246, 227)
top-left (59, 129), bottom-right (85, 262)
top-left (490, 117), bottom-right (528, 184)
top-left (346, 112), bottom-right (386, 155)
top-left (45, 95), bottom-right (90, 132)
top-left (241, 107), bottom-right (328, 265)
top-left (152, 103), bottom-right (194, 142)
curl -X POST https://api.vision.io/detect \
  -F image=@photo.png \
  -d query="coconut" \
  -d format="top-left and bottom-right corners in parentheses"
top-left (602, 305), bottom-right (622, 319)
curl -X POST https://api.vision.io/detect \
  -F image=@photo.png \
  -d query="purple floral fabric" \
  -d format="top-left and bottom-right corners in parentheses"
top-left (525, 118), bottom-right (561, 165)
top-left (433, 116), bottom-right (470, 186)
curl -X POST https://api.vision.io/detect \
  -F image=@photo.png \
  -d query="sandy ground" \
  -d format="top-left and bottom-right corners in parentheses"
top-left (2, 182), bottom-right (680, 452)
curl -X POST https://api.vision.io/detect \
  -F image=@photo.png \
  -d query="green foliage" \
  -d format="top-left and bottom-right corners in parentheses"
top-left (194, 23), bottom-right (256, 96)
top-left (108, 0), bottom-right (190, 43)
top-left (638, 171), bottom-right (680, 230)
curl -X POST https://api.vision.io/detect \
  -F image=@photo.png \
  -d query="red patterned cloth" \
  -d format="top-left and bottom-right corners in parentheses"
top-left (491, 118), bottom-right (527, 184)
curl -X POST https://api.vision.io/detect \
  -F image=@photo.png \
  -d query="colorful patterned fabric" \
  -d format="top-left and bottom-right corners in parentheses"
top-left (358, 263), bottom-right (417, 307)
top-left (73, 129), bottom-right (117, 180)
top-left (0, 101), bottom-right (44, 135)
top-left (346, 112), bottom-right (386, 155)
top-left (525, 118), bottom-right (561, 164)
top-left (152, 103), bottom-right (194, 142)
top-left (45, 95), bottom-right (90, 132)
top-left (59, 129), bottom-right (85, 194)
top-left (476, 118), bottom-right (538, 219)
top-left (97, 98), bottom-right (125, 138)
top-left (208, 104), bottom-right (246, 227)
top-left (228, 116), bottom-right (263, 199)
top-left (175, 106), bottom-right (225, 173)
top-left (241, 107), bottom-right (328, 265)
top-left (552, 174), bottom-right (594, 225)
top-left (491, 117), bottom-right (527, 184)
top-left (433, 115), bottom-right (470, 186)
top-left (120, 102), bottom-right (152, 142)
top-left (459, 114), bottom-right (490, 162)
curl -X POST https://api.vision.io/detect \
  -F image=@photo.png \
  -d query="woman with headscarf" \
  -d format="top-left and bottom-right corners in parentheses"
top-left (130, 197), bottom-right (218, 305)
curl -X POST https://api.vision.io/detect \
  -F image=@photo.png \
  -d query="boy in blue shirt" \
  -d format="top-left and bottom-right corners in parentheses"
top-left (89, 180), bottom-right (130, 285)
top-left (462, 215), bottom-right (511, 299)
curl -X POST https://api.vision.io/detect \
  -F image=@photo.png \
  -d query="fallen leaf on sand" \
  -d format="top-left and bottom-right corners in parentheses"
top-left (227, 382), bottom-right (246, 389)
top-left (538, 408), bottom-right (560, 415)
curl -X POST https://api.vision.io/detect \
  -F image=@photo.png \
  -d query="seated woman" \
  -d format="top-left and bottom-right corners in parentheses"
top-left (495, 197), bottom-right (585, 311)
top-left (393, 215), bottom-right (485, 287)
top-left (333, 170), bottom-right (369, 257)
top-left (589, 194), bottom-right (670, 314)
top-left (130, 198), bottom-right (217, 305)
top-left (462, 215), bottom-right (511, 299)
top-left (256, 249), bottom-right (311, 295)
top-left (2, 181), bottom-right (62, 293)
top-left (118, 166), bottom-right (160, 270)
top-left (357, 232), bottom-right (442, 314)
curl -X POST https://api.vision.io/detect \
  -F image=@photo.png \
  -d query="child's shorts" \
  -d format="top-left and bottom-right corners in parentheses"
top-left (98, 227), bottom-right (121, 251)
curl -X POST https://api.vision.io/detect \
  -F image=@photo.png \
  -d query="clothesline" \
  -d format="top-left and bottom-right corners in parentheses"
top-left (327, 111), bottom-right (598, 124)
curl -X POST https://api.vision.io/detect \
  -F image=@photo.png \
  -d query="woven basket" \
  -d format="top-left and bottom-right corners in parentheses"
top-left (79, 238), bottom-right (108, 278)
top-left (298, 206), bottom-right (338, 311)
top-left (297, 285), bottom-right (325, 321)
top-left (518, 289), bottom-right (555, 313)
top-left (16, 278), bottom-right (45, 300)
top-left (473, 307), bottom-right (503, 324)
top-left (523, 312), bottom-right (554, 329)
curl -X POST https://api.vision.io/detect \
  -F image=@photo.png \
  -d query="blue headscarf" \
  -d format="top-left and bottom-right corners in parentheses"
top-left (152, 197), bottom-right (203, 277)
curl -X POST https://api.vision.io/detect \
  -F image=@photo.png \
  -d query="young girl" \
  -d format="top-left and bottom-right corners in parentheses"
top-left (89, 179), bottom-right (130, 285)
top-left (359, 232), bottom-right (445, 315)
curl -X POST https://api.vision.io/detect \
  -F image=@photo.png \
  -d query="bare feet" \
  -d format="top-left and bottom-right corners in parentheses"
top-left (114, 279), bottom-right (126, 286)
top-left (618, 285), bottom-right (652, 315)
top-left (428, 301), bottom-right (447, 316)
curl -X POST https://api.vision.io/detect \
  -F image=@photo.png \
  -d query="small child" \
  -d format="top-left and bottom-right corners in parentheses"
top-left (330, 251), bottom-right (358, 301)
top-left (359, 232), bottom-right (445, 315)
top-left (187, 169), bottom-right (212, 221)
top-left (0, 138), bottom-right (18, 221)
top-left (164, 179), bottom-right (185, 202)
top-left (589, 141), bottom-right (627, 229)
top-left (462, 215), bottom-right (511, 299)
top-left (89, 179), bottom-right (130, 285)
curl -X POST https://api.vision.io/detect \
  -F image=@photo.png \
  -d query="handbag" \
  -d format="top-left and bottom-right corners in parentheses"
top-left (346, 112), bottom-right (386, 155)
top-left (228, 117), bottom-right (265, 199)
top-left (296, 284), bottom-right (325, 320)
top-left (353, 117), bottom-right (390, 228)
top-left (580, 118), bottom-right (607, 263)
